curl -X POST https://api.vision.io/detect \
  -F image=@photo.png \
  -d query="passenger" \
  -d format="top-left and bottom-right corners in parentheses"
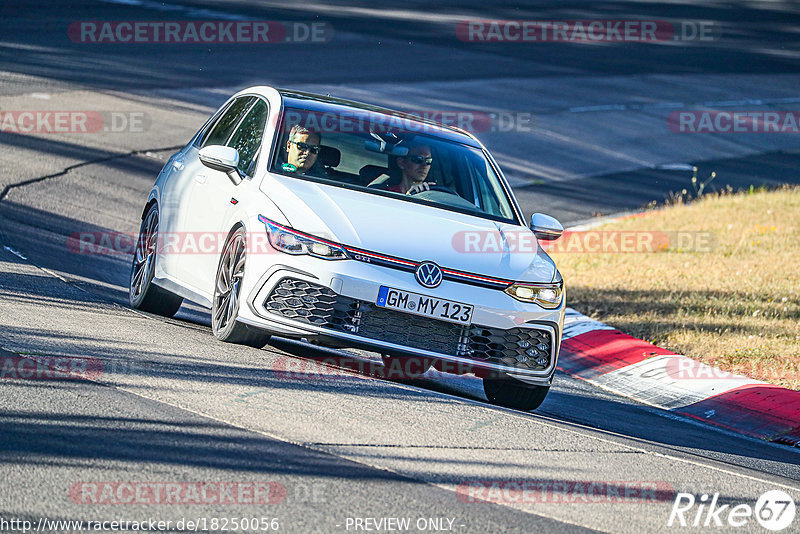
top-left (384, 144), bottom-right (436, 194)
top-left (283, 125), bottom-right (325, 176)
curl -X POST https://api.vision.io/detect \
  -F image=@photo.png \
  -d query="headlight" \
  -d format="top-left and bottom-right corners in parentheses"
top-left (504, 281), bottom-right (563, 309)
top-left (258, 215), bottom-right (348, 260)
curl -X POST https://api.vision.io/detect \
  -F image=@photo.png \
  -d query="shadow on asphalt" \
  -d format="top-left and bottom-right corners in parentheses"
top-left (3, 190), bottom-right (800, 470)
top-left (1, 125), bottom-right (799, 479)
top-left (1, 301), bottom-right (798, 470)
top-left (2, 0), bottom-right (800, 92)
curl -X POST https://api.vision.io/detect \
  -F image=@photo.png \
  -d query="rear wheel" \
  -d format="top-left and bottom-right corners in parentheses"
top-left (129, 203), bottom-right (183, 317)
top-left (212, 227), bottom-right (270, 348)
top-left (483, 375), bottom-right (550, 411)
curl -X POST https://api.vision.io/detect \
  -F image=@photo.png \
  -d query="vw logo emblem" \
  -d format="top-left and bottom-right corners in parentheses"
top-left (415, 261), bottom-right (443, 288)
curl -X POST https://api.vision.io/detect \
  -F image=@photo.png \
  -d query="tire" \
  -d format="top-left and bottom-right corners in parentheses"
top-left (483, 374), bottom-right (550, 411)
top-left (211, 227), bottom-right (270, 348)
top-left (129, 203), bottom-right (184, 317)
top-left (381, 354), bottom-right (432, 379)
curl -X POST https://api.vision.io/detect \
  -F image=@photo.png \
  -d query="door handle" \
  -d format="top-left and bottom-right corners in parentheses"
top-left (172, 159), bottom-right (185, 171)
top-left (195, 174), bottom-right (207, 184)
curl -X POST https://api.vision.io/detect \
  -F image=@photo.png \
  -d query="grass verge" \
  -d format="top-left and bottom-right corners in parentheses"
top-left (550, 186), bottom-right (800, 390)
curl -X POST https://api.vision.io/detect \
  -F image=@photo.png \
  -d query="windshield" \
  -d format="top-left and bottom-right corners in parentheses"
top-left (269, 107), bottom-right (519, 224)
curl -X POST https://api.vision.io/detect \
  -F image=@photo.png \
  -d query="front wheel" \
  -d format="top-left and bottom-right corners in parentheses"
top-left (129, 203), bottom-right (183, 317)
top-left (483, 375), bottom-right (550, 411)
top-left (212, 227), bottom-right (270, 348)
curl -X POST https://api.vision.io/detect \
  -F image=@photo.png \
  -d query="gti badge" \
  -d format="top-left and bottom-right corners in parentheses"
top-left (415, 261), bottom-right (443, 288)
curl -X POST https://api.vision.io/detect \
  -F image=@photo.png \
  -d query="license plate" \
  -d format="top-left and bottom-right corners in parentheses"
top-left (376, 286), bottom-right (473, 326)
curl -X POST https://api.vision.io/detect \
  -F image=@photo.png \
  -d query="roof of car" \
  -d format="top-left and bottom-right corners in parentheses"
top-left (277, 89), bottom-right (483, 148)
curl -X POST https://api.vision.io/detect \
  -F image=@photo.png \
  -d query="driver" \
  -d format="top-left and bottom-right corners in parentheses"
top-left (283, 124), bottom-right (325, 176)
top-left (385, 144), bottom-right (435, 194)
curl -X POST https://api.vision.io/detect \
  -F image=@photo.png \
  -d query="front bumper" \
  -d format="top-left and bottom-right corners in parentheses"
top-left (242, 260), bottom-right (564, 386)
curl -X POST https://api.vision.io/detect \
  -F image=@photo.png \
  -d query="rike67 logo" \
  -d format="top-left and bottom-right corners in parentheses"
top-left (668, 490), bottom-right (796, 531)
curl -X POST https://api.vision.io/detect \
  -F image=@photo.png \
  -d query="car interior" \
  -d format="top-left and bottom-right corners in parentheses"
top-left (272, 121), bottom-right (516, 221)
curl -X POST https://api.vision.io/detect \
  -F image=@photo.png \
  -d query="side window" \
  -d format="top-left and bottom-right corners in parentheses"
top-left (193, 100), bottom-right (232, 147)
top-left (202, 96), bottom-right (255, 148)
top-left (227, 99), bottom-right (269, 176)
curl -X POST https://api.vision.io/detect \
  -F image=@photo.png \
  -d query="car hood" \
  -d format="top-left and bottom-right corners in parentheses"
top-left (261, 175), bottom-right (557, 283)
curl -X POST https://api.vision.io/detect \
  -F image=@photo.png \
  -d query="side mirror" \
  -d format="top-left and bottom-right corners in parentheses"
top-left (199, 145), bottom-right (243, 185)
top-left (530, 213), bottom-right (563, 241)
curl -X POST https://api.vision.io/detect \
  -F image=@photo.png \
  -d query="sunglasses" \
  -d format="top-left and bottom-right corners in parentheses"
top-left (290, 140), bottom-right (320, 154)
top-left (407, 155), bottom-right (433, 166)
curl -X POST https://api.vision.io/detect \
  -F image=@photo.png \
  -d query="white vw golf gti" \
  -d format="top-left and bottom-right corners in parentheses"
top-left (130, 87), bottom-right (566, 411)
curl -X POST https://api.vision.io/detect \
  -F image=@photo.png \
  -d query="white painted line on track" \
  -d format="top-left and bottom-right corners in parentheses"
top-left (568, 95), bottom-right (800, 113)
top-left (98, 0), bottom-right (251, 20)
top-left (3, 246), bottom-right (27, 260)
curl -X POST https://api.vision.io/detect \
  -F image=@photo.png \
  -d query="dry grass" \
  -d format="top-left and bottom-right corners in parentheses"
top-left (551, 186), bottom-right (800, 389)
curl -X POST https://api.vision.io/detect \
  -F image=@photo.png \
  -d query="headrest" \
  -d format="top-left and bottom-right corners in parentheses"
top-left (319, 145), bottom-right (340, 167)
top-left (359, 165), bottom-right (389, 185)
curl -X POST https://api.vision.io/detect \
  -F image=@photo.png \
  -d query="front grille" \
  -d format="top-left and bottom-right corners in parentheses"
top-left (264, 277), bottom-right (552, 371)
top-left (465, 327), bottom-right (552, 370)
top-left (264, 278), bottom-right (358, 330)
top-left (358, 303), bottom-right (462, 355)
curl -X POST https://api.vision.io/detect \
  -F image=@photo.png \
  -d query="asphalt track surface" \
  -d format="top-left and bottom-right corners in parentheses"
top-left (1, 1), bottom-right (800, 533)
